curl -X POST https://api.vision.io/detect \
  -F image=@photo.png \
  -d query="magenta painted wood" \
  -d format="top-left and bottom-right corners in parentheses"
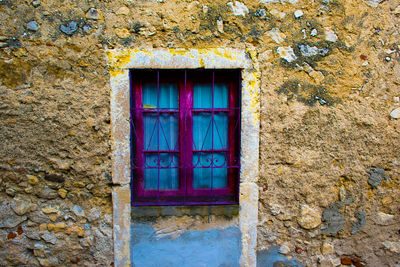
top-left (179, 75), bottom-right (188, 201)
top-left (130, 69), bottom-right (241, 206)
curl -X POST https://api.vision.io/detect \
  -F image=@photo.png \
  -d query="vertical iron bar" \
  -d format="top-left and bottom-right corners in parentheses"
top-left (157, 70), bottom-right (160, 202)
top-left (211, 71), bottom-right (214, 196)
top-left (184, 70), bottom-right (187, 203)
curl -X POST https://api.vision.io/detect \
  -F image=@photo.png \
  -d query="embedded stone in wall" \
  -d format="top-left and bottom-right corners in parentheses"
top-left (279, 242), bottom-right (291, 254)
top-left (268, 28), bottom-right (286, 44)
top-left (33, 242), bottom-right (47, 258)
top-left (269, 203), bottom-right (282, 216)
top-left (86, 8), bottom-right (102, 20)
top-left (217, 19), bottom-right (224, 34)
top-left (383, 241), bottom-right (400, 253)
top-left (38, 257), bottom-right (59, 266)
top-left (41, 233), bottom-right (57, 244)
top-left (311, 29), bottom-right (318, 37)
top-left (341, 257), bottom-right (352, 265)
top-left (116, 6), bottom-right (130, 15)
top-left (325, 28), bottom-right (338, 42)
top-left (363, 0), bottom-right (384, 7)
top-left (297, 204), bottom-right (322, 230)
top-left (277, 46), bottom-right (297, 62)
top-left (302, 62), bottom-right (325, 83)
top-left (367, 166), bottom-right (387, 188)
top-left (72, 205), bottom-right (85, 217)
top-left (26, 21), bottom-right (38, 32)
top-left (87, 208), bottom-right (101, 222)
top-left (0, 200), bottom-right (28, 228)
top-left (298, 44), bottom-right (329, 57)
top-left (294, 10), bottom-right (304, 19)
top-left (116, 28), bottom-right (130, 39)
top-left (48, 222), bottom-right (66, 233)
top-left (27, 175), bottom-right (39, 185)
top-left (11, 198), bottom-right (36, 216)
top-left (0, 36), bottom-right (8, 48)
top-left (375, 211), bottom-right (395, 226)
top-left (60, 21), bottom-right (78, 36)
top-left (44, 173), bottom-right (65, 183)
top-left (390, 107), bottom-right (400, 119)
top-left (321, 241), bottom-right (334, 255)
top-left (227, 1), bottom-right (249, 16)
top-left (254, 9), bottom-right (267, 18)
top-left (259, 0), bottom-right (280, 3)
top-left (38, 186), bottom-right (58, 199)
top-left (270, 9), bottom-right (286, 19)
top-left (58, 189), bottom-right (67, 198)
top-left (31, 0), bottom-right (40, 7)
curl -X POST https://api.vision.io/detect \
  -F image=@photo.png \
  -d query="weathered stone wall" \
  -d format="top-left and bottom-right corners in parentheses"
top-left (257, 1), bottom-right (400, 266)
top-left (0, 0), bottom-right (399, 266)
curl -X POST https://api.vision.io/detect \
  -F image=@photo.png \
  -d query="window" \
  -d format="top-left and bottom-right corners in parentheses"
top-left (110, 49), bottom-right (260, 265)
top-left (130, 69), bottom-right (241, 205)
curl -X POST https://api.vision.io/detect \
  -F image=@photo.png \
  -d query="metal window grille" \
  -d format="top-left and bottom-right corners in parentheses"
top-left (130, 69), bottom-right (241, 206)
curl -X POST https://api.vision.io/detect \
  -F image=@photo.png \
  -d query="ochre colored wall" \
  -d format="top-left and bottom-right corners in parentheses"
top-left (0, 0), bottom-right (399, 266)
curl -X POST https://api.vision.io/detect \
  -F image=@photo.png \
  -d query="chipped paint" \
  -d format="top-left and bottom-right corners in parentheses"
top-left (107, 50), bottom-right (132, 77)
top-left (243, 70), bottom-right (261, 124)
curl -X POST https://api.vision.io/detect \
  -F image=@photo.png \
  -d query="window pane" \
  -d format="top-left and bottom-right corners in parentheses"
top-left (193, 113), bottom-right (228, 150)
top-left (144, 153), bottom-right (179, 190)
top-left (193, 152), bottom-right (228, 189)
top-left (193, 83), bottom-right (228, 109)
top-left (193, 84), bottom-right (212, 108)
top-left (213, 113), bottom-right (228, 149)
top-left (193, 113), bottom-right (212, 150)
top-left (159, 84), bottom-right (178, 108)
top-left (142, 83), bottom-right (178, 109)
top-left (214, 83), bottom-right (228, 108)
top-left (143, 113), bottom-right (179, 151)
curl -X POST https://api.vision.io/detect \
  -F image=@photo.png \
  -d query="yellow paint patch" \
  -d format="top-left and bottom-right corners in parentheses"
top-left (384, 181), bottom-right (393, 188)
top-left (244, 71), bottom-right (261, 124)
top-left (246, 48), bottom-right (257, 61)
top-left (107, 50), bottom-right (133, 77)
top-left (211, 49), bottom-right (233, 61)
top-left (168, 48), bottom-right (190, 56)
top-left (277, 166), bottom-right (284, 175)
top-left (76, 61), bottom-right (88, 67)
top-left (382, 196), bottom-right (392, 205)
top-left (367, 189), bottom-right (373, 199)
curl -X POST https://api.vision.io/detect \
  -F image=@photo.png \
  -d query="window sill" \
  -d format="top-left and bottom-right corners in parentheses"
top-left (132, 205), bottom-right (239, 218)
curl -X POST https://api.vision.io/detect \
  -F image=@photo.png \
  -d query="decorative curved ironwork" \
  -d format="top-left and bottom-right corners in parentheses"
top-left (130, 69), bottom-right (241, 205)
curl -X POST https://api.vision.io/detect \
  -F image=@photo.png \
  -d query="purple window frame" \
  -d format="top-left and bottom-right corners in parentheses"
top-left (130, 69), bottom-right (241, 206)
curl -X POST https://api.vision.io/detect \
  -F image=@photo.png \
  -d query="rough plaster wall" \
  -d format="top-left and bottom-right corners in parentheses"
top-left (257, 1), bottom-right (400, 267)
top-left (0, 0), bottom-right (399, 266)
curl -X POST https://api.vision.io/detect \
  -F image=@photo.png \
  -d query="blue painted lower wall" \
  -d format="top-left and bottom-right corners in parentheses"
top-left (131, 223), bottom-right (241, 267)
